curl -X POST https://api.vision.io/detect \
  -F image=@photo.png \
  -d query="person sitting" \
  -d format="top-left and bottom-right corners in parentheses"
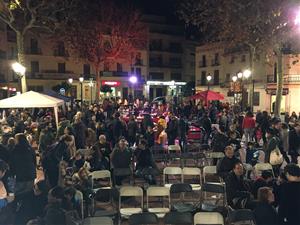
top-left (89, 147), bottom-right (109, 171)
top-left (225, 162), bottom-right (252, 209)
top-left (252, 170), bottom-right (274, 199)
top-left (254, 187), bottom-right (279, 225)
top-left (211, 125), bottom-right (229, 153)
top-left (70, 151), bottom-right (85, 173)
top-left (91, 135), bottom-right (112, 166)
top-left (217, 145), bottom-right (240, 180)
top-left (144, 126), bottom-right (155, 148)
top-left (134, 139), bottom-right (158, 185)
top-left (245, 142), bottom-right (259, 166)
top-left (111, 137), bottom-right (132, 186)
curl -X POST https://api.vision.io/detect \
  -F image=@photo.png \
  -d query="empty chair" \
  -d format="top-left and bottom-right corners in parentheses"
top-left (163, 167), bottom-right (182, 188)
top-left (182, 167), bottom-right (202, 191)
top-left (84, 217), bottom-right (114, 225)
top-left (205, 152), bottom-right (225, 165)
top-left (119, 186), bottom-right (143, 219)
top-left (91, 170), bottom-right (112, 191)
top-left (146, 186), bottom-right (170, 218)
top-left (201, 182), bottom-right (227, 212)
top-left (151, 145), bottom-right (167, 164)
top-left (228, 209), bottom-right (256, 225)
top-left (129, 213), bottom-right (159, 225)
top-left (170, 183), bottom-right (195, 213)
top-left (164, 212), bottom-right (193, 225)
top-left (168, 145), bottom-right (182, 165)
top-left (254, 163), bottom-right (275, 178)
top-left (194, 212), bottom-right (224, 225)
top-left (203, 166), bottom-right (222, 183)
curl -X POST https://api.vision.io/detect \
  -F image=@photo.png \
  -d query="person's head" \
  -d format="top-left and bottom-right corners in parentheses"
top-left (99, 135), bottom-right (106, 144)
top-left (15, 133), bottom-right (29, 146)
top-left (0, 160), bottom-right (8, 179)
top-left (229, 124), bottom-right (236, 132)
top-left (48, 186), bottom-right (64, 203)
top-left (257, 187), bottom-right (274, 204)
top-left (74, 151), bottom-right (82, 161)
top-left (246, 111), bottom-right (253, 117)
top-left (281, 122), bottom-right (289, 130)
top-left (233, 162), bottom-right (244, 176)
top-left (261, 170), bottom-right (273, 183)
top-left (60, 134), bottom-right (72, 144)
top-left (34, 180), bottom-right (47, 196)
top-left (138, 139), bottom-right (147, 150)
top-left (118, 137), bottom-right (127, 150)
top-left (284, 163), bottom-right (300, 182)
top-left (266, 127), bottom-right (275, 138)
top-left (7, 137), bottom-right (15, 146)
top-left (64, 126), bottom-right (73, 135)
top-left (294, 122), bottom-right (300, 132)
top-left (272, 118), bottom-right (282, 130)
top-left (78, 167), bottom-right (89, 180)
top-left (247, 141), bottom-right (255, 149)
top-left (225, 145), bottom-right (234, 158)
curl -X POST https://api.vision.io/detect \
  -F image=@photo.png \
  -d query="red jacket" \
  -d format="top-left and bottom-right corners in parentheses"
top-left (242, 116), bottom-right (256, 129)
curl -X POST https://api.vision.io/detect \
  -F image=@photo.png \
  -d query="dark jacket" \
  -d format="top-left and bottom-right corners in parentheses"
top-left (278, 181), bottom-right (300, 225)
top-left (127, 120), bottom-right (138, 138)
top-left (11, 143), bottom-right (36, 182)
top-left (216, 156), bottom-right (240, 179)
top-left (111, 147), bottom-right (131, 169)
top-left (112, 118), bottom-right (123, 141)
top-left (254, 202), bottom-right (279, 225)
top-left (166, 119), bottom-right (178, 138)
top-left (288, 127), bottom-right (300, 155)
top-left (265, 136), bottom-right (280, 163)
top-left (225, 171), bottom-right (249, 206)
top-left (211, 132), bottom-right (229, 152)
top-left (144, 131), bottom-right (155, 148)
top-left (134, 147), bottom-right (156, 170)
top-left (73, 120), bottom-right (87, 149)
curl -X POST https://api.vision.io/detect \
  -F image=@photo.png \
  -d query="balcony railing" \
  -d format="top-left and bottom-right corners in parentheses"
top-left (100, 71), bottom-right (129, 77)
top-left (198, 61), bottom-right (207, 68)
top-left (267, 74), bottom-right (300, 83)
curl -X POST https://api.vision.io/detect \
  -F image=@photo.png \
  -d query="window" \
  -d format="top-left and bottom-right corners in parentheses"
top-left (150, 72), bottom-right (164, 80)
top-left (117, 63), bottom-right (122, 72)
top-left (253, 92), bottom-right (260, 106)
top-left (104, 62), bottom-right (110, 71)
top-left (58, 63), bottom-right (66, 73)
top-left (57, 42), bottom-right (65, 56)
top-left (30, 39), bottom-right (39, 54)
top-left (241, 55), bottom-right (246, 62)
top-left (169, 42), bottom-right (182, 52)
top-left (169, 57), bottom-right (181, 66)
top-left (135, 67), bottom-right (141, 75)
top-left (83, 64), bottom-right (90, 75)
top-left (135, 52), bottom-right (142, 65)
top-left (213, 70), bottom-right (219, 85)
top-left (273, 63), bottom-right (277, 83)
top-left (31, 61), bottom-right (39, 73)
top-left (230, 55), bottom-right (235, 64)
top-left (201, 71), bottom-right (207, 85)
top-left (214, 53), bottom-right (220, 65)
top-left (200, 55), bottom-right (206, 67)
top-left (150, 39), bottom-right (162, 51)
top-left (171, 73), bottom-right (182, 81)
top-left (28, 86), bottom-right (43, 92)
top-left (225, 73), bottom-right (230, 82)
top-left (149, 55), bottom-right (162, 67)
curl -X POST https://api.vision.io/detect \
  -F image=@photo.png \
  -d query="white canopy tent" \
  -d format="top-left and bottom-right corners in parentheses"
top-left (0, 91), bottom-right (64, 128)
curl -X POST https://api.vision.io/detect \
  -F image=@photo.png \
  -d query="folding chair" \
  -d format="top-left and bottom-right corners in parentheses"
top-left (113, 167), bottom-right (133, 186)
top-left (201, 182), bottom-right (227, 212)
top-left (119, 186), bottom-right (143, 220)
top-left (228, 209), bottom-right (256, 225)
top-left (254, 163), bottom-right (275, 178)
top-left (146, 186), bottom-right (170, 218)
top-left (163, 167), bottom-right (182, 188)
top-left (170, 183), bottom-right (195, 213)
top-left (203, 166), bottom-right (222, 183)
top-left (194, 212), bottom-right (224, 225)
top-left (84, 217), bottom-right (114, 225)
top-left (91, 170), bottom-right (112, 191)
top-left (168, 145), bottom-right (182, 166)
top-left (164, 212), bottom-right (193, 225)
top-left (243, 163), bottom-right (253, 179)
top-left (75, 190), bottom-right (84, 220)
top-left (151, 145), bottom-right (167, 165)
top-left (129, 213), bottom-right (159, 225)
top-left (205, 152), bottom-right (225, 165)
top-left (182, 167), bottom-right (202, 191)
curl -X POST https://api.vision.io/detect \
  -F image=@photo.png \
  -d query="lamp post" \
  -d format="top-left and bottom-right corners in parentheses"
top-left (236, 70), bottom-right (251, 111)
top-left (206, 74), bottom-right (212, 90)
top-left (232, 75), bottom-right (238, 104)
top-left (12, 62), bottom-right (26, 93)
top-left (79, 77), bottom-right (84, 107)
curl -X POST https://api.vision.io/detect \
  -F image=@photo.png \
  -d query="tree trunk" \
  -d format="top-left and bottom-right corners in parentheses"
top-left (16, 32), bottom-right (27, 93)
top-left (249, 47), bottom-right (255, 111)
top-left (95, 67), bottom-right (100, 102)
top-left (274, 47), bottom-right (283, 117)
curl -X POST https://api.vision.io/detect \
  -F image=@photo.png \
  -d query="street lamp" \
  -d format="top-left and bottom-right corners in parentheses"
top-left (243, 69), bottom-right (251, 79)
top-left (232, 75), bottom-right (238, 104)
top-left (129, 76), bottom-right (137, 101)
top-left (68, 78), bottom-right (73, 84)
top-left (12, 62), bottom-right (26, 93)
top-left (79, 77), bottom-right (84, 106)
top-left (206, 74), bottom-right (212, 90)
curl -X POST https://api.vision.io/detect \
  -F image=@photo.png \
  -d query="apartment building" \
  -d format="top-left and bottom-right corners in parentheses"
top-left (195, 42), bottom-right (300, 113)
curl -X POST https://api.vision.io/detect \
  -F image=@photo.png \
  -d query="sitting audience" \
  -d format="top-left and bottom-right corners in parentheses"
top-left (217, 145), bottom-right (240, 179)
top-left (252, 170), bottom-right (274, 198)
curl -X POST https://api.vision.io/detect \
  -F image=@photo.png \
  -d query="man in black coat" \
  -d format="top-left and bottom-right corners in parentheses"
top-left (112, 112), bottom-right (123, 146)
top-left (166, 113), bottom-right (178, 145)
top-left (211, 125), bottom-right (229, 153)
top-left (288, 123), bottom-right (300, 163)
top-left (217, 145), bottom-right (240, 179)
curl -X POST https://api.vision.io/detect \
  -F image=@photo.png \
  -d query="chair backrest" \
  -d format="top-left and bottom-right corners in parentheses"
top-left (203, 166), bottom-right (217, 183)
top-left (75, 190), bottom-right (84, 220)
top-left (170, 183), bottom-right (193, 194)
top-left (164, 212), bottom-right (193, 225)
top-left (254, 163), bottom-right (274, 177)
top-left (147, 186), bottom-right (170, 209)
top-left (168, 145), bottom-right (181, 152)
top-left (163, 167), bottom-right (182, 185)
top-left (91, 170), bottom-right (112, 188)
top-left (206, 152), bottom-right (225, 159)
top-left (202, 182), bottom-right (225, 194)
top-left (119, 186), bottom-right (143, 211)
top-left (194, 212), bottom-right (224, 225)
top-left (129, 212), bottom-right (159, 225)
top-left (182, 167), bottom-right (202, 184)
top-left (228, 209), bottom-right (255, 224)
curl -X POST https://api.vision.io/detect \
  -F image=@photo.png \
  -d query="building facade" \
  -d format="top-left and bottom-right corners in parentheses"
top-left (195, 43), bottom-right (300, 113)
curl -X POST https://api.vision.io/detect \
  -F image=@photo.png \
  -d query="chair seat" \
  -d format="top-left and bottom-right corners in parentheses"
top-left (93, 186), bottom-right (111, 192)
top-left (190, 184), bottom-right (201, 191)
top-left (120, 208), bottom-right (143, 217)
top-left (148, 208), bottom-right (170, 218)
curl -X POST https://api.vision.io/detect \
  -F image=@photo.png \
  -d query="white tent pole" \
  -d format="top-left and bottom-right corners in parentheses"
top-left (54, 106), bottom-right (59, 129)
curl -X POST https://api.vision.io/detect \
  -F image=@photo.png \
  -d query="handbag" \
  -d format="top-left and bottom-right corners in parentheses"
top-left (269, 146), bottom-right (283, 165)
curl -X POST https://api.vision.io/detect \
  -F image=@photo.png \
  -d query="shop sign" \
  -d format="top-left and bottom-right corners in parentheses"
top-left (266, 88), bottom-right (289, 95)
top-left (101, 81), bottom-right (121, 87)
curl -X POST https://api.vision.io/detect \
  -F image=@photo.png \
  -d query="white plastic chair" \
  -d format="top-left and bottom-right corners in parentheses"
top-left (182, 167), bottom-right (202, 191)
top-left (194, 212), bottom-right (224, 225)
top-left (119, 186), bottom-right (143, 219)
top-left (254, 163), bottom-right (275, 178)
top-left (146, 186), bottom-right (170, 218)
top-left (163, 167), bottom-right (182, 188)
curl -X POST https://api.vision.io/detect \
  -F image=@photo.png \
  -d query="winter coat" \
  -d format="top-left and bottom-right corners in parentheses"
top-left (242, 116), bottom-right (256, 129)
top-left (73, 121), bottom-right (87, 149)
top-left (211, 132), bottom-right (229, 152)
top-left (254, 202), bottom-right (279, 225)
top-left (216, 156), bottom-right (240, 179)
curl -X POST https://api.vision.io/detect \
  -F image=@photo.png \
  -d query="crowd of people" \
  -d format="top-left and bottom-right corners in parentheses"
top-left (0, 97), bottom-right (299, 225)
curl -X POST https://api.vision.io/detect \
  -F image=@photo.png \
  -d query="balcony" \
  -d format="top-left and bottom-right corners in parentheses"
top-left (100, 71), bottom-right (129, 77)
top-left (198, 61), bottom-right (207, 68)
top-left (30, 70), bottom-right (75, 80)
top-left (26, 48), bottom-right (42, 55)
top-left (211, 60), bottom-right (220, 66)
top-left (54, 49), bottom-right (69, 57)
top-left (267, 74), bottom-right (300, 84)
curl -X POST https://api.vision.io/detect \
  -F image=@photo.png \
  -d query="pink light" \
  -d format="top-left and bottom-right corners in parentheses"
top-left (129, 76), bottom-right (137, 84)
top-left (295, 8), bottom-right (300, 25)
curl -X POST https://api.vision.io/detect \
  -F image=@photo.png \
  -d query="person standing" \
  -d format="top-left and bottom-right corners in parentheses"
top-left (166, 113), bottom-right (178, 145)
top-left (127, 115), bottom-right (138, 146)
top-left (288, 122), bottom-right (300, 164)
top-left (11, 133), bottom-right (36, 196)
top-left (72, 115), bottom-right (87, 150)
top-left (242, 111), bottom-right (256, 143)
